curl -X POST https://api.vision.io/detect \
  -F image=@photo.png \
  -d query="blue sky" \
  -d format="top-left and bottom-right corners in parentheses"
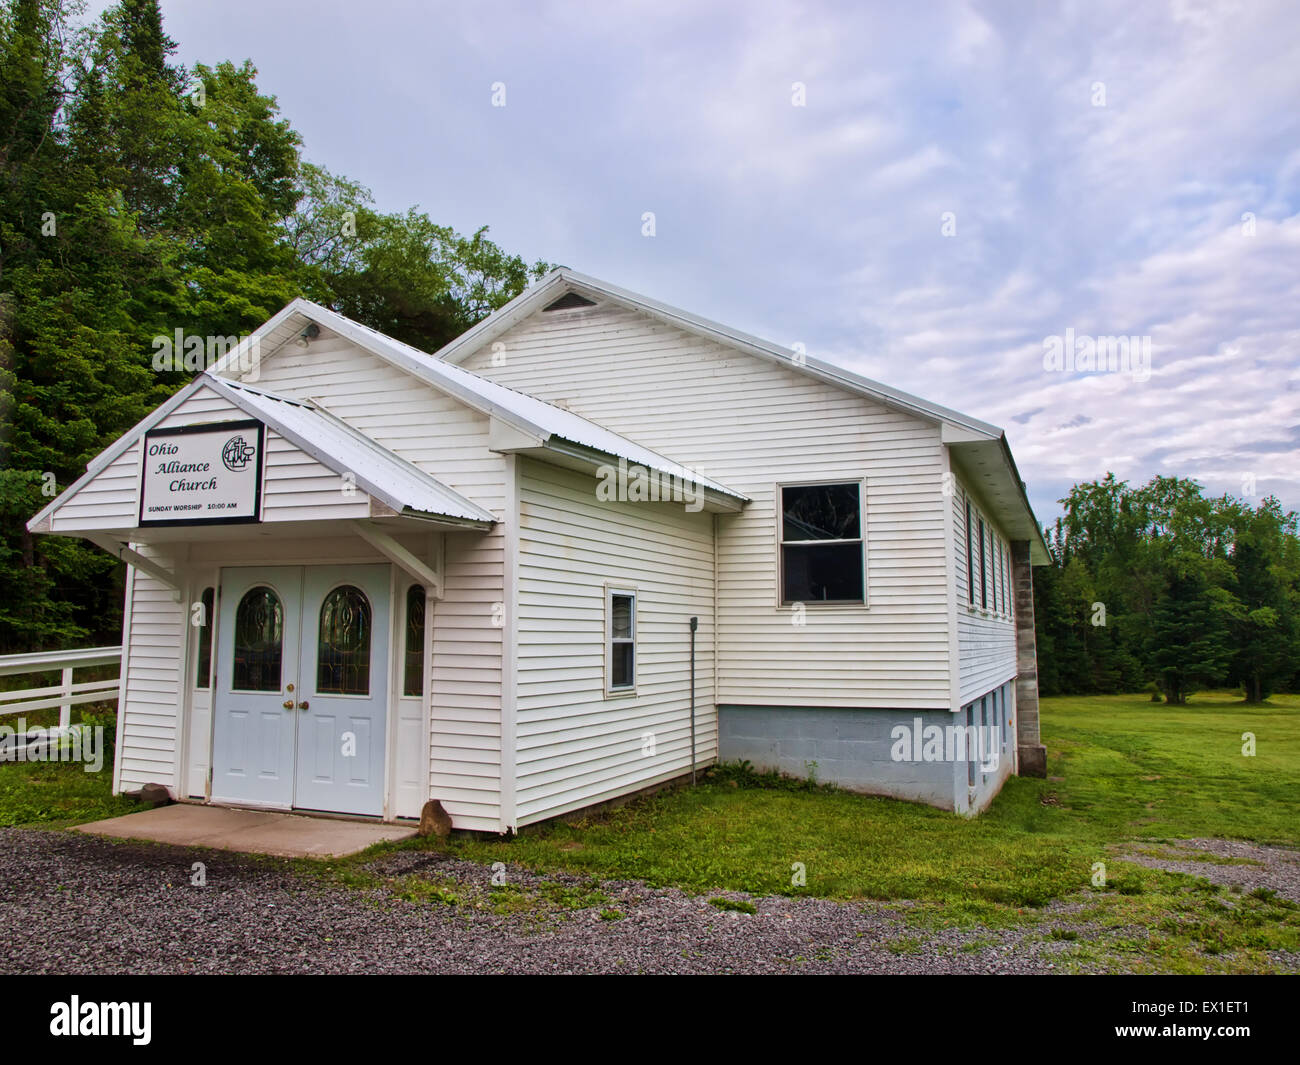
top-left (152, 0), bottom-right (1300, 525)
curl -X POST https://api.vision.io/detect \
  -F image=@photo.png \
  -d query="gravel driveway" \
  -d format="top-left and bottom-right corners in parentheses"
top-left (1, 828), bottom-right (1293, 975)
top-left (1119, 839), bottom-right (1300, 902)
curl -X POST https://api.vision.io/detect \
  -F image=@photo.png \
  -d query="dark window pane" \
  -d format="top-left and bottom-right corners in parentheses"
top-left (611, 595), bottom-right (633, 639)
top-left (990, 534), bottom-right (998, 612)
top-left (404, 584), bottom-right (425, 697)
top-left (977, 517), bottom-right (987, 608)
top-left (965, 500), bottom-right (974, 604)
top-left (317, 585), bottom-right (372, 695)
top-left (782, 483), bottom-right (860, 541)
top-left (195, 586), bottom-right (215, 689)
top-left (233, 586), bottom-right (282, 691)
top-left (782, 542), bottom-right (864, 602)
top-left (611, 642), bottom-right (634, 688)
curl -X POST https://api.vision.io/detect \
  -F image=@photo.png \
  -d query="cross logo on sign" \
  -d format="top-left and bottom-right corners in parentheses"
top-left (221, 435), bottom-right (256, 472)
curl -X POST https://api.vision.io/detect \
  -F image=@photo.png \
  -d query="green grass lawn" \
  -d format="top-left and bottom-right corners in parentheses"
top-left (411, 691), bottom-right (1300, 906)
top-left (3, 691), bottom-right (1298, 971)
top-left (0, 704), bottom-right (139, 828)
top-left (383, 690), bottom-right (1300, 970)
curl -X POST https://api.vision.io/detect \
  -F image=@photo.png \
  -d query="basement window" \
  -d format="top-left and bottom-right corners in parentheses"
top-left (779, 481), bottom-right (864, 604)
top-left (606, 589), bottom-right (636, 694)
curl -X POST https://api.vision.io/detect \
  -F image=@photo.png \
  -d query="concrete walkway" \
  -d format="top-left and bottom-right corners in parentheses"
top-left (75, 803), bottom-right (416, 858)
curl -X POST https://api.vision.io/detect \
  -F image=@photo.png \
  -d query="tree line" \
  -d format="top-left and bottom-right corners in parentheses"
top-left (0, 0), bottom-right (549, 652)
top-left (1033, 474), bottom-right (1300, 703)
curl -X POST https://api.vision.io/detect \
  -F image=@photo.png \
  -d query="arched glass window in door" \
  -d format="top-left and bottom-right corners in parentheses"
top-left (232, 586), bottom-right (283, 691)
top-left (318, 585), bottom-right (372, 695)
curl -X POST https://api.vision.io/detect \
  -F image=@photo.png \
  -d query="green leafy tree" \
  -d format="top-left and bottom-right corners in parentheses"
top-left (0, 0), bottom-right (552, 652)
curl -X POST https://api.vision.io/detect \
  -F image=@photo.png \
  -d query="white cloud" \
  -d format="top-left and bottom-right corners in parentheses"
top-left (155, 0), bottom-right (1300, 521)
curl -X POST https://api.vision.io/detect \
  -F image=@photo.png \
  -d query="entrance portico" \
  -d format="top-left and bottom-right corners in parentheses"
top-left (27, 372), bottom-right (497, 821)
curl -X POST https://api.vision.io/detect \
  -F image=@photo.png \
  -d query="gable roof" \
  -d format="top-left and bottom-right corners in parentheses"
top-left (208, 298), bottom-right (747, 509)
top-left (205, 377), bottom-right (496, 524)
top-left (437, 269), bottom-right (1004, 435)
top-left (432, 268), bottom-right (1050, 562)
top-left (28, 376), bottom-right (497, 533)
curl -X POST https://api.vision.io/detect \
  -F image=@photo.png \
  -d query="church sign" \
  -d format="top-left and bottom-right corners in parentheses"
top-left (138, 420), bottom-right (264, 526)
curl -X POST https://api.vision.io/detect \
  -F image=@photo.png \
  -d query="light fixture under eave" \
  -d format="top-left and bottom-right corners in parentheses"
top-left (297, 322), bottom-right (321, 347)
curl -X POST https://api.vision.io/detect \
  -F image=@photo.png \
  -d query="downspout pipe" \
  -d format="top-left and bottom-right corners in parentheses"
top-left (689, 616), bottom-right (698, 784)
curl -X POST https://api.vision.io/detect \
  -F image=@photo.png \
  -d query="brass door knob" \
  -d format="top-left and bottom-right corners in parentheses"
top-left (282, 700), bottom-right (294, 709)
top-left (297, 700), bottom-right (309, 711)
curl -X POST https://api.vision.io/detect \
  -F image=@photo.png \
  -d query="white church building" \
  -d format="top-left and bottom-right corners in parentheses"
top-left (29, 270), bottom-right (1049, 833)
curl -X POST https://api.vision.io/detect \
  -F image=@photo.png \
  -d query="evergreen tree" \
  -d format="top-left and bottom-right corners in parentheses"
top-left (1145, 560), bottom-right (1236, 704)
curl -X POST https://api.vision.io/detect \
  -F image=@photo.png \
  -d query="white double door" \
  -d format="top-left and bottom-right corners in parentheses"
top-left (211, 565), bottom-right (390, 817)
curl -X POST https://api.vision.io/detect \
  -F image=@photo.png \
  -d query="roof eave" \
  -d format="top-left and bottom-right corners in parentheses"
top-left (531, 437), bottom-right (748, 513)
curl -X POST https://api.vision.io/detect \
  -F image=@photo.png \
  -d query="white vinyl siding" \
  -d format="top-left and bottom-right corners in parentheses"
top-left (69, 327), bottom-right (511, 830)
top-left (514, 458), bottom-right (715, 827)
top-left (51, 442), bottom-right (141, 531)
top-left (227, 333), bottom-right (510, 831)
top-left (49, 385), bottom-right (373, 531)
top-left (459, 301), bottom-right (950, 709)
top-left (117, 557), bottom-right (184, 791)
top-left (953, 478), bottom-right (1017, 705)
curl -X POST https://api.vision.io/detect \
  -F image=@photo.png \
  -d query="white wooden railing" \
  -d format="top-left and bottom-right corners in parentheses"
top-left (0, 646), bottom-right (123, 729)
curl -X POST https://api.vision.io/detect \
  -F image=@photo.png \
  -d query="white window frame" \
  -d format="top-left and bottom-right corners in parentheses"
top-left (961, 485), bottom-right (1009, 620)
top-left (774, 478), bottom-right (867, 609)
top-left (604, 584), bottom-right (637, 697)
top-left (1001, 538), bottom-right (1008, 617)
top-left (991, 529), bottom-right (999, 614)
top-left (964, 495), bottom-right (975, 607)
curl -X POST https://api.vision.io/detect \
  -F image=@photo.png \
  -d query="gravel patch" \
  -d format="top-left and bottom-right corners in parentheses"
top-left (1119, 838), bottom-right (1300, 902)
top-left (0, 827), bottom-right (1279, 975)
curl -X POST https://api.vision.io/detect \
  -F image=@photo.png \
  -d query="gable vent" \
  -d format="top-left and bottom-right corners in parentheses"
top-left (543, 292), bottom-right (597, 312)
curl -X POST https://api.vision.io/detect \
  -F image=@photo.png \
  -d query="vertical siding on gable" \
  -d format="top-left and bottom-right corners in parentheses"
top-left (514, 458), bottom-right (715, 826)
top-left (953, 478), bottom-right (1018, 704)
top-left (460, 303), bottom-right (950, 709)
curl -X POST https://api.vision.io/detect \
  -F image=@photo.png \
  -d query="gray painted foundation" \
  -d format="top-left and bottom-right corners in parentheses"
top-left (719, 696), bottom-right (1015, 815)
